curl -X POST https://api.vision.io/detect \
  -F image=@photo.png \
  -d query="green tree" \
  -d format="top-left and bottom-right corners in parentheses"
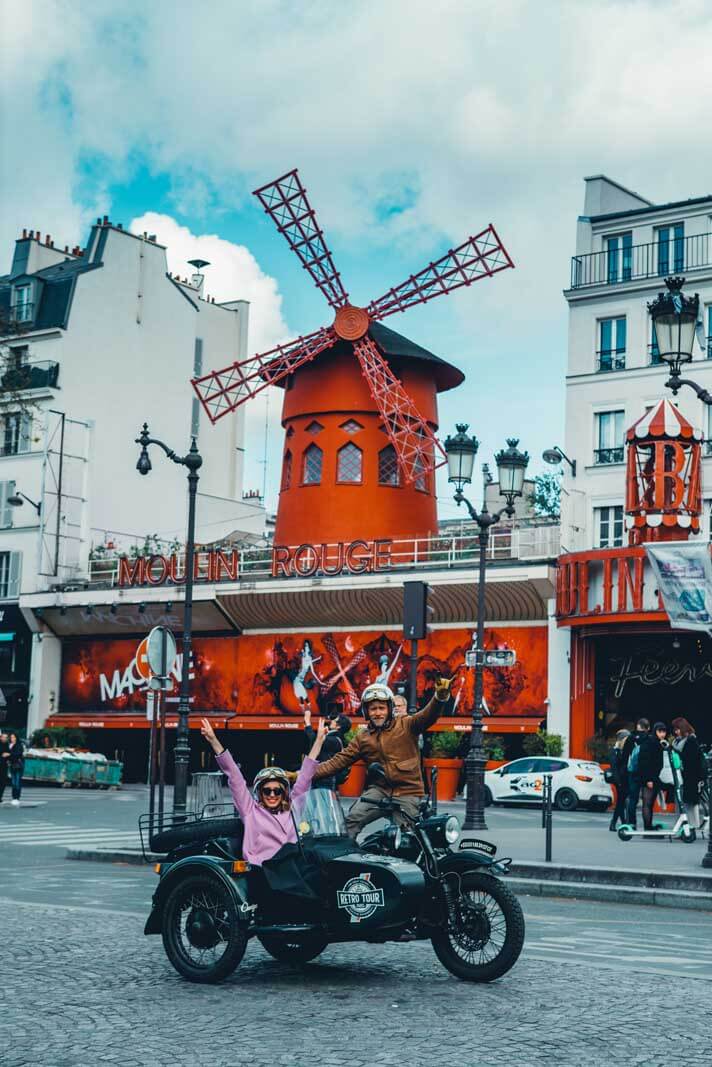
top-left (529, 471), bottom-right (562, 518)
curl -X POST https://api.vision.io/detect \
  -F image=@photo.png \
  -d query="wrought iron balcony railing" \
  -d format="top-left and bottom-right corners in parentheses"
top-left (596, 350), bottom-right (626, 372)
top-left (594, 446), bottom-right (624, 465)
top-left (570, 232), bottom-right (712, 289)
top-left (0, 360), bottom-right (59, 393)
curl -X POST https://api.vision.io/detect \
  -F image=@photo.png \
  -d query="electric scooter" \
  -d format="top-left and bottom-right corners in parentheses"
top-left (617, 742), bottom-right (696, 843)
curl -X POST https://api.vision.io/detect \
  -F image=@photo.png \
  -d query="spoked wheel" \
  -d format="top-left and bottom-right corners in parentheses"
top-left (162, 874), bottom-right (247, 983)
top-left (258, 932), bottom-right (328, 965)
top-left (431, 872), bottom-right (525, 982)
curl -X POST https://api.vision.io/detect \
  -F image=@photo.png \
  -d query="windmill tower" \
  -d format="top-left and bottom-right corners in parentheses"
top-left (193, 170), bottom-right (514, 547)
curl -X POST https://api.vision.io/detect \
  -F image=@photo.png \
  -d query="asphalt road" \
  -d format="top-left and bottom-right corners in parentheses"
top-left (3, 787), bottom-right (712, 1065)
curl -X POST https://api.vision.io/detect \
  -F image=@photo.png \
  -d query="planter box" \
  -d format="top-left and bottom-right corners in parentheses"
top-left (424, 758), bottom-right (463, 801)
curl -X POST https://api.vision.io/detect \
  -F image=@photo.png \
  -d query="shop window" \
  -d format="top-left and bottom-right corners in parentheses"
top-left (336, 442), bottom-right (362, 483)
top-left (378, 444), bottom-right (400, 487)
top-left (281, 450), bottom-right (292, 491)
top-left (302, 443), bottom-right (322, 485)
top-left (594, 410), bottom-right (624, 464)
top-left (595, 505), bottom-right (624, 548)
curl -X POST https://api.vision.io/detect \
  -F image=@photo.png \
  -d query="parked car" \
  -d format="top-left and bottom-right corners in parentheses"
top-left (484, 757), bottom-right (612, 811)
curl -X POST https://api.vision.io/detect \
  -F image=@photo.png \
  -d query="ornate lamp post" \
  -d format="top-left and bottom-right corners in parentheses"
top-left (444, 425), bottom-right (529, 830)
top-left (652, 276), bottom-right (707, 401)
top-left (135, 423), bottom-right (203, 819)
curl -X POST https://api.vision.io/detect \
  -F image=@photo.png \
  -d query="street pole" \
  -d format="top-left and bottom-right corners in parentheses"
top-left (135, 425), bottom-right (202, 819)
top-left (463, 518), bottom-right (490, 831)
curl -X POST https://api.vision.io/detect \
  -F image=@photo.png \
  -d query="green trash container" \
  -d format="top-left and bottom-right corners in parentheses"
top-left (95, 761), bottom-right (110, 787)
top-left (105, 760), bottom-right (123, 787)
top-left (78, 759), bottom-right (97, 787)
top-left (63, 755), bottom-right (83, 786)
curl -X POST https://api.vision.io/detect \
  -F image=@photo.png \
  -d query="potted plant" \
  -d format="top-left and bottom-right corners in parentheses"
top-left (336, 726), bottom-right (368, 797)
top-left (424, 731), bottom-right (463, 801)
top-left (523, 731), bottom-right (564, 757)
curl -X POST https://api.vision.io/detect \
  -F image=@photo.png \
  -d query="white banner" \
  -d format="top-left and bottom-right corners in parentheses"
top-left (644, 541), bottom-right (712, 634)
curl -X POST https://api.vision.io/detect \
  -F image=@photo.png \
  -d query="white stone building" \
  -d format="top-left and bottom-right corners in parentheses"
top-left (0, 220), bottom-right (264, 729)
top-left (560, 176), bottom-right (712, 554)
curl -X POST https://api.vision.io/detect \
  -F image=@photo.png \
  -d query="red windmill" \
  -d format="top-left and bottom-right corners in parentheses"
top-left (192, 169), bottom-right (514, 550)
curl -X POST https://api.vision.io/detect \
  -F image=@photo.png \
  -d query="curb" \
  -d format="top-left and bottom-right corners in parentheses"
top-left (66, 848), bottom-right (163, 865)
top-left (507, 876), bottom-right (712, 911)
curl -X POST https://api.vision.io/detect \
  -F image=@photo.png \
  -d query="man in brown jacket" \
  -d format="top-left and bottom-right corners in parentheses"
top-left (313, 677), bottom-right (453, 838)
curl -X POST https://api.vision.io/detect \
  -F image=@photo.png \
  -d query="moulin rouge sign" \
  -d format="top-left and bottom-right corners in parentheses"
top-left (118, 540), bottom-right (394, 588)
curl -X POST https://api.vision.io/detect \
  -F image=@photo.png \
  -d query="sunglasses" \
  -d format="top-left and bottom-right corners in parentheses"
top-left (261, 786), bottom-right (284, 798)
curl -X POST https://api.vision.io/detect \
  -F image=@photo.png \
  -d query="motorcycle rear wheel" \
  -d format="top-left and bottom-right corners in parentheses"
top-left (431, 872), bottom-right (525, 982)
top-left (258, 932), bottom-right (328, 965)
top-left (162, 874), bottom-right (247, 983)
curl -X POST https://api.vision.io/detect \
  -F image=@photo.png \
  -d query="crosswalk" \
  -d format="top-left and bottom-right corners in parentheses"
top-left (0, 820), bottom-right (140, 850)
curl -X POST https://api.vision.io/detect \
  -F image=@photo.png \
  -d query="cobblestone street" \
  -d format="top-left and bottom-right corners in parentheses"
top-left (4, 893), bottom-right (712, 1067)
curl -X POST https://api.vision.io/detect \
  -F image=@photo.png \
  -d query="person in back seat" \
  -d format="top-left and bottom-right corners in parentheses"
top-left (200, 717), bottom-right (328, 865)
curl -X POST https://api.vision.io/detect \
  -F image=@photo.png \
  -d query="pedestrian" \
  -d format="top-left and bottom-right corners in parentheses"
top-left (393, 694), bottom-right (408, 719)
top-left (636, 722), bottom-right (665, 832)
top-left (607, 729), bottom-right (630, 831)
top-left (623, 718), bottom-right (661, 829)
top-left (8, 732), bottom-right (25, 806)
top-left (671, 717), bottom-right (705, 830)
top-left (303, 708), bottom-right (350, 790)
top-left (0, 730), bottom-right (9, 804)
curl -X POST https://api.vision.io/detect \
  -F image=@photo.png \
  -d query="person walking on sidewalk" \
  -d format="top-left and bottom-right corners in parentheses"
top-left (8, 732), bottom-right (25, 806)
top-left (607, 729), bottom-right (630, 831)
top-left (0, 731), bottom-right (9, 804)
top-left (671, 717), bottom-right (705, 830)
top-left (636, 722), bottom-right (665, 832)
top-left (623, 718), bottom-right (652, 828)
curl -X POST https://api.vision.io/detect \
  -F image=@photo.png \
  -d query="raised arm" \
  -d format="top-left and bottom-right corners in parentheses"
top-left (200, 717), bottom-right (253, 818)
top-left (293, 718), bottom-right (329, 799)
top-left (408, 677), bottom-right (454, 735)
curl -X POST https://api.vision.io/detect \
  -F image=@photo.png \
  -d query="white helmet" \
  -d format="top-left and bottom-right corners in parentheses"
top-left (360, 683), bottom-right (395, 723)
top-left (252, 766), bottom-right (291, 802)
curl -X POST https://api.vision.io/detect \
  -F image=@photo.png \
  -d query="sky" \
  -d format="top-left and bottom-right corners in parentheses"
top-left (2, 0), bottom-right (712, 517)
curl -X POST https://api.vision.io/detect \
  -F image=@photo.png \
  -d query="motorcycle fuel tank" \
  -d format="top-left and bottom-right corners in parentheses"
top-left (323, 853), bottom-right (425, 930)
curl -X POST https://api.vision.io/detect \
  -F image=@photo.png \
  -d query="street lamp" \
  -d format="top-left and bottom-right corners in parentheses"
top-left (135, 423), bottom-right (203, 819)
top-left (7, 490), bottom-right (41, 515)
top-left (444, 425), bottom-right (529, 830)
top-left (651, 276), bottom-right (709, 401)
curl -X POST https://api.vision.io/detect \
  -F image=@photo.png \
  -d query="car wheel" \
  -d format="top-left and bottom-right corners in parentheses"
top-left (554, 787), bottom-right (578, 812)
top-left (484, 786), bottom-right (493, 808)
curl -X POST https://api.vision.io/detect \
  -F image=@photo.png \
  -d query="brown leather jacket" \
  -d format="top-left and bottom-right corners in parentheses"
top-left (313, 695), bottom-right (446, 795)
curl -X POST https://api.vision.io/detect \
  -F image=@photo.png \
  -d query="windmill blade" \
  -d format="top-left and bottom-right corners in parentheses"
top-left (192, 326), bottom-right (336, 423)
top-left (253, 169), bottom-right (349, 310)
top-left (367, 225), bottom-right (514, 321)
top-left (353, 334), bottom-right (447, 483)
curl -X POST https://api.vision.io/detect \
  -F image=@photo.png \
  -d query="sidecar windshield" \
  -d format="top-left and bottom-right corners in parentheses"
top-left (291, 789), bottom-right (348, 839)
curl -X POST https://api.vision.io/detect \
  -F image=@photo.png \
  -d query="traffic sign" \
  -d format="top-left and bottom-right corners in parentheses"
top-left (147, 626), bottom-right (177, 679)
top-left (135, 636), bottom-right (151, 681)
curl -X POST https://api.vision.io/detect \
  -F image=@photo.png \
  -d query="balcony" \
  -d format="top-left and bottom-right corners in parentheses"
top-left (0, 361), bottom-right (59, 393)
top-left (570, 232), bottom-right (712, 290)
top-left (594, 447), bottom-right (624, 465)
top-left (596, 350), bottom-right (626, 373)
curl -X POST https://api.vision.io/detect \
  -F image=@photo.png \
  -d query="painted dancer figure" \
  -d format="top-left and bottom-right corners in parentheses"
top-left (291, 639), bottom-right (323, 711)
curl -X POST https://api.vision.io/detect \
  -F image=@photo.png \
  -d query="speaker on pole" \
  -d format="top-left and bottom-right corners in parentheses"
top-left (403, 581), bottom-right (428, 640)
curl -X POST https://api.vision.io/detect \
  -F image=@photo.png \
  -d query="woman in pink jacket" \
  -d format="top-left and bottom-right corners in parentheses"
top-left (200, 717), bottom-right (328, 866)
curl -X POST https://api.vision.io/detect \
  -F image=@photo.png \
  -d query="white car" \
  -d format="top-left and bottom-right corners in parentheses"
top-left (484, 757), bottom-right (613, 812)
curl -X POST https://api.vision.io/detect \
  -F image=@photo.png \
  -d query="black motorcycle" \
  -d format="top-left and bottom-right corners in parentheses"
top-left (142, 789), bottom-right (525, 984)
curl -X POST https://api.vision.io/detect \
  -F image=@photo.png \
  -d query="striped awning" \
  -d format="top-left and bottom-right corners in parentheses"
top-left (627, 398), bottom-right (703, 441)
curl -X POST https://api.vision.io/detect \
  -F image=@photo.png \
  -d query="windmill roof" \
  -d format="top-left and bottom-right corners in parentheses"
top-left (626, 398), bottom-right (703, 441)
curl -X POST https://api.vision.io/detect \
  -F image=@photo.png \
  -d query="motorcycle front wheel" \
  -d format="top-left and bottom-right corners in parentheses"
top-left (431, 872), bottom-right (525, 982)
top-left (162, 874), bottom-right (247, 983)
top-left (258, 932), bottom-right (329, 964)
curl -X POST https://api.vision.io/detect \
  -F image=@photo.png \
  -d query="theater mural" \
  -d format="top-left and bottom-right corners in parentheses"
top-left (59, 626), bottom-right (547, 719)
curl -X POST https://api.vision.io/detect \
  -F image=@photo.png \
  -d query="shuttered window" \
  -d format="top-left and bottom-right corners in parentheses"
top-left (0, 551), bottom-right (22, 598)
top-left (0, 481), bottom-right (16, 528)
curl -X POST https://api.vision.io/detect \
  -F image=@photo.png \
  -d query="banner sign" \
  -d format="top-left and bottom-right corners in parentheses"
top-left (644, 541), bottom-right (712, 634)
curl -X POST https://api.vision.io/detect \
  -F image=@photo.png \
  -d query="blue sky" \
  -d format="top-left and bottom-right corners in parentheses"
top-left (3, 0), bottom-right (711, 514)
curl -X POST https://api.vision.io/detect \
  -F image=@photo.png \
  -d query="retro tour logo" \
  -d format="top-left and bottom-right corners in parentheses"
top-left (337, 872), bottom-right (385, 923)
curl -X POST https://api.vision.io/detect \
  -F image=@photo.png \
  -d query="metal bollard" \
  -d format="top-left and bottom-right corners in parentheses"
top-left (543, 774), bottom-right (553, 862)
top-left (431, 765), bottom-right (438, 815)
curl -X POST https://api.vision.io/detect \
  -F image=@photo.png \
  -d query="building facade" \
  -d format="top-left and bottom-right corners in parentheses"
top-left (0, 221), bottom-right (264, 731)
top-left (557, 176), bottom-right (712, 756)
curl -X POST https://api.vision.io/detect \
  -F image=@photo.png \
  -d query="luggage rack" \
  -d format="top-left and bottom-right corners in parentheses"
top-left (138, 803), bottom-right (236, 860)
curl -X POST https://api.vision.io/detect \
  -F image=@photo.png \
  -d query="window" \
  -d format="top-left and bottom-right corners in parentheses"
top-left (281, 450), bottom-right (292, 491)
top-left (0, 551), bottom-right (21, 599)
top-left (500, 759), bottom-right (536, 776)
top-left (302, 443), bottom-right (322, 484)
top-left (594, 410), bottom-right (625, 464)
top-left (2, 413), bottom-right (32, 456)
top-left (414, 455), bottom-right (427, 493)
top-left (605, 232), bottom-right (632, 283)
top-left (378, 444), bottom-right (400, 486)
top-left (0, 481), bottom-right (16, 528)
top-left (336, 442), bottom-right (362, 483)
top-left (11, 285), bottom-right (32, 323)
top-left (707, 306), bottom-right (712, 360)
top-left (597, 317), bottom-right (626, 371)
top-left (305, 420), bottom-right (324, 436)
top-left (656, 223), bottom-right (684, 276)
top-left (595, 505), bottom-right (624, 548)
top-left (340, 419), bottom-right (363, 435)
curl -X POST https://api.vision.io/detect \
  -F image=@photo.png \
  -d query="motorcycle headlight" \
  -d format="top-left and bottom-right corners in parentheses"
top-left (445, 815), bottom-right (460, 845)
